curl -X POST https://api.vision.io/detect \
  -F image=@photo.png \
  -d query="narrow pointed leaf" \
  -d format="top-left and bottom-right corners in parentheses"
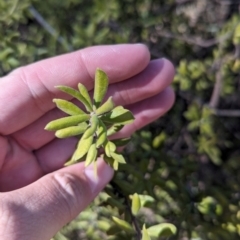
top-left (73, 133), bottom-right (93, 161)
top-left (105, 141), bottom-right (116, 157)
top-left (53, 99), bottom-right (85, 115)
top-left (112, 216), bottom-right (135, 234)
top-left (106, 225), bottom-right (122, 235)
top-left (102, 154), bottom-right (114, 167)
top-left (55, 123), bottom-right (88, 138)
top-left (107, 124), bottom-right (124, 136)
top-left (142, 224), bottom-right (151, 240)
top-left (113, 159), bottom-right (119, 170)
top-left (83, 114), bottom-right (99, 139)
top-left (101, 106), bottom-right (135, 125)
top-left (96, 96), bottom-right (115, 115)
top-left (105, 142), bottom-right (111, 157)
top-left (106, 197), bottom-right (125, 210)
top-left (103, 154), bottom-right (119, 171)
top-left (104, 185), bottom-right (116, 199)
top-left (93, 160), bottom-right (98, 178)
top-left (111, 138), bottom-right (131, 147)
top-left (114, 179), bottom-right (135, 194)
top-left (96, 120), bottom-right (107, 147)
top-left (45, 114), bottom-right (90, 131)
top-left (64, 158), bottom-right (76, 166)
top-left (108, 106), bottom-right (126, 118)
top-left (85, 143), bottom-right (97, 167)
top-left (64, 156), bottom-right (84, 166)
top-left (93, 68), bottom-right (108, 108)
top-left (97, 220), bottom-right (111, 232)
top-left (147, 223), bottom-right (177, 237)
top-left (56, 85), bottom-right (92, 112)
top-left (64, 155), bottom-right (85, 166)
top-left (131, 193), bottom-right (141, 216)
top-left (108, 141), bottom-right (116, 152)
top-left (110, 152), bottom-right (126, 164)
top-left (138, 195), bottom-right (155, 207)
top-left (78, 83), bottom-right (92, 109)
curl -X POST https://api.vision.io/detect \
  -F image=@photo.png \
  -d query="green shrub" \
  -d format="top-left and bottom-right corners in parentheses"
top-left (1, 1), bottom-right (240, 239)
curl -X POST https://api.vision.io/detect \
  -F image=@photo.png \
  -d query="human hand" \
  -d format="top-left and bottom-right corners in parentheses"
top-left (0, 44), bottom-right (175, 240)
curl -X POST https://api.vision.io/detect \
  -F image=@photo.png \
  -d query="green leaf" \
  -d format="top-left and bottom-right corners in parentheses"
top-left (110, 152), bottom-right (126, 164)
top-left (111, 137), bottom-right (131, 147)
top-left (53, 99), bottom-right (85, 116)
top-left (56, 85), bottom-right (93, 112)
top-left (93, 68), bottom-right (109, 108)
top-left (102, 154), bottom-right (119, 170)
top-left (105, 197), bottom-right (126, 211)
top-left (107, 124), bottom-right (124, 136)
top-left (96, 96), bottom-right (115, 115)
top-left (73, 132), bottom-right (93, 161)
top-left (85, 143), bottom-right (98, 167)
top-left (113, 159), bottom-right (119, 171)
top-left (64, 157), bottom-right (83, 167)
top-left (152, 132), bottom-right (167, 148)
top-left (147, 223), bottom-right (177, 237)
top-left (45, 114), bottom-right (90, 131)
top-left (142, 224), bottom-right (151, 240)
top-left (137, 195), bottom-right (155, 207)
top-left (112, 216), bottom-right (135, 234)
top-left (131, 193), bottom-right (141, 216)
top-left (101, 106), bottom-right (134, 125)
top-left (78, 83), bottom-right (93, 109)
top-left (114, 179), bottom-right (135, 194)
top-left (84, 114), bottom-right (99, 139)
top-left (204, 146), bottom-right (222, 166)
top-left (106, 225), bottom-right (122, 235)
top-left (55, 123), bottom-right (88, 138)
top-left (105, 141), bottom-right (116, 157)
top-left (96, 120), bottom-right (107, 147)
top-left (97, 220), bottom-right (111, 232)
top-left (233, 23), bottom-right (240, 45)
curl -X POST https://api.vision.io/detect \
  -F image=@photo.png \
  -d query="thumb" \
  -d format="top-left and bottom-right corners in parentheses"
top-left (0, 159), bottom-right (113, 240)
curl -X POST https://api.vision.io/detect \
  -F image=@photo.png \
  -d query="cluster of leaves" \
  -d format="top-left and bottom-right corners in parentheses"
top-left (45, 67), bottom-right (177, 239)
top-left (45, 68), bottom-right (134, 171)
top-left (1, 0), bottom-right (240, 240)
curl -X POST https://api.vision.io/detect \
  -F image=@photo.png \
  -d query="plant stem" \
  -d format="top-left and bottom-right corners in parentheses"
top-left (111, 180), bottom-right (142, 240)
top-left (29, 6), bottom-right (72, 51)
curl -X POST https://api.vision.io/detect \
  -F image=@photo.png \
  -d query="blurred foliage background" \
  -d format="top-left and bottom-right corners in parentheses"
top-left (1, 0), bottom-right (240, 239)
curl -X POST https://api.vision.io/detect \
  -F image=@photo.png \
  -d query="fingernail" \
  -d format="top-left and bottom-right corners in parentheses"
top-left (84, 164), bottom-right (99, 193)
top-left (84, 159), bottom-right (113, 193)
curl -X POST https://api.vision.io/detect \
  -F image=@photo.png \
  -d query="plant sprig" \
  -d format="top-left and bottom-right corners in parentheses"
top-left (45, 68), bottom-right (134, 173)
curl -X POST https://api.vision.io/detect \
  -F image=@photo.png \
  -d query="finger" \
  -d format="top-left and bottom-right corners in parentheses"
top-left (0, 136), bottom-right (43, 192)
top-left (0, 88), bottom-right (174, 190)
top-left (107, 58), bottom-right (175, 106)
top-left (0, 44), bottom-right (150, 135)
top-left (112, 86), bottom-right (175, 138)
top-left (0, 159), bottom-right (113, 240)
top-left (35, 87), bottom-right (175, 173)
top-left (12, 58), bottom-right (174, 151)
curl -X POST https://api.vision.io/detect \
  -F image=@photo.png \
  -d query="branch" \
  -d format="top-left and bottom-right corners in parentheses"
top-left (154, 30), bottom-right (231, 48)
top-left (175, 0), bottom-right (192, 4)
top-left (28, 6), bottom-right (72, 51)
top-left (125, 196), bottom-right (142, 240)
top-left (235, 44), bottom-right (240, 59)
top-left (111, 181), bottom-right (142, 240)
top-left (209, 60), bottom-right (223, 108)
top-left (212, 109), bottom-right (240, 117)
top-left (213, 0), bottom-right (240, 5)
